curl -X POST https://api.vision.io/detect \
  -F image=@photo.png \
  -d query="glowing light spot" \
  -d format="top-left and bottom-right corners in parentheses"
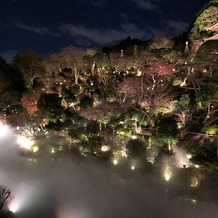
top-left (28, 158), bottom-right (37, 163)
top-left (0, 121), bottom-right (10, 138)
top-left (9, 202), bottom-right (19, 213)
top-left (163, 166), bottom-right (172, 181)
top-left (17, 136), bottom-right (35, 150)
top-left (120, 147), bottom-right (127, 157)
top-left (51, 148), bottom-right (55, 154)
top-left (186, 154), bottom-right (192, 159)
top-left (101, 145), bottom-right (110, 152)
top-left (131, 165), bottom-right (135, 170)
top-left (32, 145), bottom-right (39, 153)
top-left (191, 179), bottom-right (199, 188)
top-left (195, 164), bottom-right (200, 168)
top-left (113, 159), bottom-right (118, 165)
top-left (131, 135), bottom-right (137, 139)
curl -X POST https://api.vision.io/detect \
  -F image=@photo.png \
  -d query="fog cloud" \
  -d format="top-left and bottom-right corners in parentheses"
top-left (0, 122), bottom-right (217, 218)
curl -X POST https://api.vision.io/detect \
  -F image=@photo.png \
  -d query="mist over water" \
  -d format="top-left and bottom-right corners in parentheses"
top-left (0, 124), bottom-right (218, 218)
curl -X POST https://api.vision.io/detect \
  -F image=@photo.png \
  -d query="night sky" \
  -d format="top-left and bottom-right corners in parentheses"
top-left (0, 0), bottom-right (210, 62)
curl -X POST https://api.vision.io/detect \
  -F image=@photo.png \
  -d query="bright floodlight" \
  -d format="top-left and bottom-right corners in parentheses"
top-left (17, 135), bottom-right (35, 150)
top-left (101, 145), bottom-right (110, 152)
top-left (131, 135), bottom-right (137, 139)
top-left (113, 159), bottom-right (118, 165)
top-left (9, 202), bottom-right (19, 213)
top-left (186, 154), bottom-right (192, 159)
top-left (0, 121), bottom-right (10, 138)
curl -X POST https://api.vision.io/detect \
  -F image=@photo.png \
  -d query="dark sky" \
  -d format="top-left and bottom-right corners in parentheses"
top-left (0, 0), bottom-right (210, 61)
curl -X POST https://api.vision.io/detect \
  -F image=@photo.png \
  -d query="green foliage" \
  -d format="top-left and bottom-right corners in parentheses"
top-left (129, 110), bottom-right (149, 127)
top-left (192, 141), bottom-right (217, 164)
top-left (156, 115), bottom-right (179, 145)
top-left (157, 115), bottom-right (178, 137)
top-left (194, 41), bottom-right (218, 65)
top-left (203, 125), bottom-right (218, 135)
top-left (189, 2), bottom-right (218, 40)
top-left (195, 84), bottom-right (214, 104)
top-left (178, 94), bottom-right (190, 108)
top-left (126, 138), bottom-right (146, 159)
top-left (37, 93), bottom-right (64, 121)
top-left (116, 127), bottom-right (132, 137)
top-left (61, 87), bottom-right (77, 103)
top-left (152, 48), bottom-right (183, 63)
top-left (83, 49), bottom-right (110, 67)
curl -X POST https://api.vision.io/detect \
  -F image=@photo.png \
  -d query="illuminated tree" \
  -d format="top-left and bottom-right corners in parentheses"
top-left (84, 48), bottom-right (109, 69)
top-left (194, 40), bottom-right (218, 70)
top-left (141, 60), bottom-right (178, 75)
top-left (117, 74), bottom-right (174, 131)
top-left (13, 50), bottom-right (46, 89)
top-left (21, 89), bottom-right (41, 116)
top-left (149, 32), bottom-right (174, 50)
top-left (49, 45), bottom-right (85, 84)
top-left (156, 115), bottom-right (179, 150)
top-left (109, 50), bottom-right (138, 75)
top-left (174, 94), bottom-right (193, 130)
top-left (0, 186), bottom-right (13, 212)
top-left (0, 74), bottom-right (10, 110)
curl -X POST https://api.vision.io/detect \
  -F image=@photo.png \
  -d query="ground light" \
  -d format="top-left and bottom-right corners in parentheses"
top-left (9, 202), bottom-right (19, 213)
top-left (0, 121), bottom-right (11, 138)
top-left (113, 159), bottom-right (118, 165)
top-left (163, 165), bottom-right (172, 182)
top-left (17, 135), bottom-right (35, 150)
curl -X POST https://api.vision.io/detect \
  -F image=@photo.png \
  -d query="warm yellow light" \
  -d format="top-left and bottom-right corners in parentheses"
top-left (195, 164), bottom-right (200, 168)
top-left (164, 166), bottom-right (172, 181)
top-left (17, 135), bottom-right (34, 150)
top-left (113, 159), bottom-right (118, 165)
top-left (51, 148), bottom-right (55, 153)
top-left (32, 145), bottom-right (39, 153)
top-left (186, 154), bottom-right (192, 159)
top-left (131, 135), bottom-right (137, 139)
top-left (101, 145), bottom-right (110, 152)
top-left (191, 179), bottom-right (199, 188)
top-left (131, 165), bottom-right (135, 170)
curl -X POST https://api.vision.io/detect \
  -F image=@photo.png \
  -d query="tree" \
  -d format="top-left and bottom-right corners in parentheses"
top-left (0, 74), bottom-right (10, 110)
top-left (189, 1), bottom-right (218, 41)
top-left (0, 186), bottom-right (13, 212)
top-left (117, 74), bottom-right (174, 131)
top-left (49, 46), bottom-right (85, 84)
top-left (21, 89), bottom-right (41, 116)
top-left (37, 93), bottom-right (64, 123)
top-left (13, 50), bottom-right (46, 89)
top-left (126, 138), bottom-right (146, 159)
top-left (141, 60), bottom-right (178, 75)
top-left (149, 32), bottom-right (174, 50)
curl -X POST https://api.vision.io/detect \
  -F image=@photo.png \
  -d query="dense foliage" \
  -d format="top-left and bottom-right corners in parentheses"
top-left (0, 3), bottom-right (218, 174)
